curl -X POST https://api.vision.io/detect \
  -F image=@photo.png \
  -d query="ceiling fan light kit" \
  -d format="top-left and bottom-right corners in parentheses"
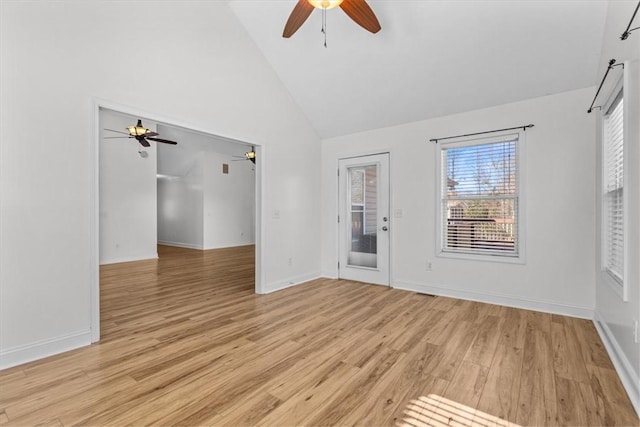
top-left (308, 0), bottom-right (343, 10)
top-left (127, 120), bottom-right (152, 137)
top-left (245, 148), bottom-right (256, 164)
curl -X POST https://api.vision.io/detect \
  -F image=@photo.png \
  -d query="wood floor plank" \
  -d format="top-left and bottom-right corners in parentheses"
top-left (476, 327), bottom-right (524, 424)
top-left (551, 320), bottom-right (590, 383)
top-left (382, 374), bottom-right (450, 427)
top-left (266, 335), bottom-right (354, 401)
top-left (341, 358), bottom-right (449, 426)
top-left (301, 345), bottom-right (404, 426)
top-left (255, 362), bottom-right (362, 426)
top-left (442, 361), bottom-right (489, 410)
top-left (427, 320), bottom-right (478, 382)
top-left (388, 305), bottom-right (444, 353)
top-left (464, 314), bottom-right (504, 367)
top-left (577, 378), bottom-right (608, 426)
top-left (573, 317), bottom-right (616, 369)
top-left (6, 375), bottom-right (138, 426)
top-left (555, 375), bottom-right (590, 426)
top-left (498, 306), bottom-right (527, 350)
top-left (516, 313), bottom-right (558, 426)
top-left (586, 364), bottom-right (639, 426)
top-left (336, 337), bottom-right (445, 426)
top-left (207, 391), bottom-right (282, 426)
top-left (317, 352), bottom-right (413, 426)
top-left (0, 245), bottom-right (636, 426)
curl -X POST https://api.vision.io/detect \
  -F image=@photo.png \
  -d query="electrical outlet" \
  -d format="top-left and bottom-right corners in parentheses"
top-left (426, 259), bottom-right (433, 271)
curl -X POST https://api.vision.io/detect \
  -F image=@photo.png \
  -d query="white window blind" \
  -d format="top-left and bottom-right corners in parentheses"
top-left (441, 136), bottom-right (519, 256)
top-left (603, 93), bottom-right (624, 283)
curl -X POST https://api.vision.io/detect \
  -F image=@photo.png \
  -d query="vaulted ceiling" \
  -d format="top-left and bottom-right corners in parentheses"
top-left (228, 0), bottom-right (608, 138)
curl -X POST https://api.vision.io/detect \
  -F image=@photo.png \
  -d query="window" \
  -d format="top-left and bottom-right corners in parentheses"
top-left (603, 91), bottom-right (624, 286)
top-left (439, 134), bottom-right (521, 259)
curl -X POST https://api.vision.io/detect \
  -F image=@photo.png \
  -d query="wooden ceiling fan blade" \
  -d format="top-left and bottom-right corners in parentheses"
top-left (283, 0), bottom-right (314, 38)
top-left (340, 0), bottom-right (381, 34)
top-left (104, 128), bottom-right (130, 135)
top-left (139, 138), bottom-right (151, 148)
top-left (147, 137), bottom-right (178, 145)
top-left (103, 136), bottom-right (131, 139)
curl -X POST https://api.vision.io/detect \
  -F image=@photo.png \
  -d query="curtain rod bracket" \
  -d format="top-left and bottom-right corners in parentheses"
top-left (621, 1), bottom-right (640, 40)
top-left (429, 124), bottom-right (534, 143)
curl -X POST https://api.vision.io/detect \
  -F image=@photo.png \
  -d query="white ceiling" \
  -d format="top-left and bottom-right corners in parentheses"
top-left (228, 0), bottom-right (608, 138)
top-left (102, 112), bottom-right (254, 179)
top-left (157, 124), bottom-right (253, 177)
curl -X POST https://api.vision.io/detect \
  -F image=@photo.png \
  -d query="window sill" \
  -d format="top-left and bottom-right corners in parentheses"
top-left (602, 269), bottom-right (627, 301)
top-left (437, 249), bottom-right (525, 265)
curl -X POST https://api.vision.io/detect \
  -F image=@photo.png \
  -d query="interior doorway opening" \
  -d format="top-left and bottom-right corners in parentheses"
top-left (92, 102), bottom-right (263, 343)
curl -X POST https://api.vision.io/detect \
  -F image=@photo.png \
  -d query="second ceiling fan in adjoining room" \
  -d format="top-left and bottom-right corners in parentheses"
top-left (104, 119), bottom-right (178, 148)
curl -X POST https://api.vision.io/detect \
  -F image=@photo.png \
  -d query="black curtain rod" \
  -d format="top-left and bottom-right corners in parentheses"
top-left (587, 59), bottom-right (624, 114)
top-left (429, 124), bottom-right (534, 143)
top-left (621, 0), bottom-right (640, 40)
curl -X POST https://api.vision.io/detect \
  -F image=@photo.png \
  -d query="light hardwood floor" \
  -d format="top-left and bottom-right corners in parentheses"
top-left (0, 245), bottom-right (638, 426)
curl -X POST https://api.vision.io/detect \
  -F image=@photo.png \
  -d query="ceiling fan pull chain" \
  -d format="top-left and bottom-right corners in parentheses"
top-left (322, 8), bottom-right (327, 48)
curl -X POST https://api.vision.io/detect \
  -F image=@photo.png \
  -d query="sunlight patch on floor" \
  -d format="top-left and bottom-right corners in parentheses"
top-left (397, 394), bottom-right (521, 427)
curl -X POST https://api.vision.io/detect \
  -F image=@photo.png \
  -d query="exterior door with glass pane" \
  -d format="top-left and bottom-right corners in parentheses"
top-left (338, 153), bottom-right (390, 286)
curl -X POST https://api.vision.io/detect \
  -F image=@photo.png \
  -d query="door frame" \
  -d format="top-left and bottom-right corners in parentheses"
top-left (337, 152), bottom-right (392, 287)
top-left (90, 97), bottom-right (265, 343)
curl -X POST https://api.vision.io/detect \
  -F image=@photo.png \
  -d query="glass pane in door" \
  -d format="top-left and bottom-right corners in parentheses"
top-left (348, 165), bottom-right (378, 268)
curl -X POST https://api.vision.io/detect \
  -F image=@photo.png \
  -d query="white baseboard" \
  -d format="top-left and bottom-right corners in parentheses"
top-left (202, 243), bottom-right (256, 250)
top-left (260, 272), bottom-right (322, 294)
top-left (158, 241), bottom-right (257, 250)
top-left (0, 329), bottom-right (92, 371)
top-left (593, 311), bottom-right (640, 417)
top-left (393, 280), bottom-right (594, 319)
top-left (100, 253), bottom-right (158, 265)
top-left (158, 240), bottom-right (203, 250)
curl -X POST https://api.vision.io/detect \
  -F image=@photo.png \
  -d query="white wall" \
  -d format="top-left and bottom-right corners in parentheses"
top-left (0, 1), bottom-right (321, 369)
top-left (157, 157), bottom-right (204, 250)
top-left (203, 152), bottom-right (255, 249)
top-left (157, 151), bottom-right (255, 250)
top-left (593, 0), bottom-right (640, 414)
top-left (99, 109), bottom-right (158, 264)
top-left (322, 87), bottom-right (596, 317)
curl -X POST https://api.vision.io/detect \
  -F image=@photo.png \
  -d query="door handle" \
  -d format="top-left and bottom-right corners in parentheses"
top-left (382, 226), bottom-right (388, 231)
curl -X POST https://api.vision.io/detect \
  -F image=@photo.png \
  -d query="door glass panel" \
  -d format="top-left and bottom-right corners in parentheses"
top-left (348, 165), bottom-right (377, 268)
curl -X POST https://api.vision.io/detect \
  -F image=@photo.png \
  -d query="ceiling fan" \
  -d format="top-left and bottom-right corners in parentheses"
top-left (232, 147), bottom-right (257, 164)
top-left (104, 119), bottom-right (178, 148)
top-left (283, 0), bottom-right (381, 38)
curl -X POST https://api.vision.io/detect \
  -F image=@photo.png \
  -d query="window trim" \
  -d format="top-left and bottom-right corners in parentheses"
top-left (435, 129), bottom-right (526, 264)
top-left (600, 76), bottom-right (627, 301)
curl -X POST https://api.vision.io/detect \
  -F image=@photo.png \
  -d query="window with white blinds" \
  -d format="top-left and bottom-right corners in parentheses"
top-left (603, 92), bottom-right (624, 284)
top-left (440, 135), bottom-right (519, 257)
